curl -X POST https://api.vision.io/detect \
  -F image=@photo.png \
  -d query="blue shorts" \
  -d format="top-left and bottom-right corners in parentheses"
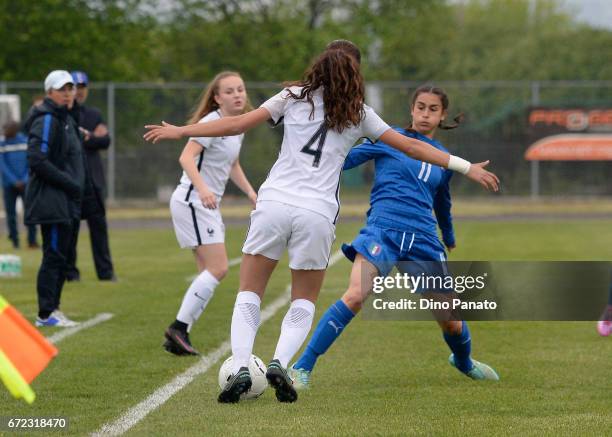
top-left (342, 221), bottom-right (448, 279)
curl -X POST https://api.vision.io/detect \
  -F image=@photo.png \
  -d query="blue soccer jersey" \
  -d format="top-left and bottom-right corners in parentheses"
top-left (342, 127), bottom-right (455, 275)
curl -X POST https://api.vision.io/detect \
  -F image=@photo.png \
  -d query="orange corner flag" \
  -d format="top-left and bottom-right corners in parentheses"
top-left (0, 295), bottom-right (58, 403)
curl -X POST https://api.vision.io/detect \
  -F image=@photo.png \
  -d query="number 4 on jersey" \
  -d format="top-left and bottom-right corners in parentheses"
top-left (301, 121), bottom-right (328, 168)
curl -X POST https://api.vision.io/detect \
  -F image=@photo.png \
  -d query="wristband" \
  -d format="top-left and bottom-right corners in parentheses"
top-left (448, 155), bottom-right (471, 175)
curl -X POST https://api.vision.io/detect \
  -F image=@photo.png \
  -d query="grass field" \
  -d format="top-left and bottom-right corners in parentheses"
top-left (1, 219), bottom-right (611, 436)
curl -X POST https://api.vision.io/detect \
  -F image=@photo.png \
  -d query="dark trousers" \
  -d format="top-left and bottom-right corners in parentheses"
top-left (37, 222), bottom-right (74, 318)
top-left (3, 185), bottom-right (37, 247)
top-left (66, 212), bottom-right (114, 280)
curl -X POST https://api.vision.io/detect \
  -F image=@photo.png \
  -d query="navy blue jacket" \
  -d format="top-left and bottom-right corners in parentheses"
top-left (23, 98), bottom-right (84, 225)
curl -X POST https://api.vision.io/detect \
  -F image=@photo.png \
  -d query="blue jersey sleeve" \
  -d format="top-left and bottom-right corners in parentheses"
top-left (343, 140), bottom-right (383, 170)
top-left (433, 170), bottom-right (455, 248)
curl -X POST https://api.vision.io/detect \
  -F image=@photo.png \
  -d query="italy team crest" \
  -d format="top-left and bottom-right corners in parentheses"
top-left (369, 242), bottom-right (382, 256)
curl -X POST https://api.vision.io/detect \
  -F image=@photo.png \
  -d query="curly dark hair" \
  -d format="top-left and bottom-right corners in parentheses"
top-left (284, 43), bottom-right (365, 133)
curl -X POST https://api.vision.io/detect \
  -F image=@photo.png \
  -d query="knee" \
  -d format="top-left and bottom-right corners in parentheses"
top-left (342, 286), bottom-right (364, 313)
top-left (441, 320), bottom-right (463, 336)
top-left (208, 265), bottom-right (228, 281)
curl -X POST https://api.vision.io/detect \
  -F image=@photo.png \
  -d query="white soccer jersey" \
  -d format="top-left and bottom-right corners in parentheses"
top-left (258, 87), bottom-right (390, 223)
top-left (179, 110), bottom-right (244, 202)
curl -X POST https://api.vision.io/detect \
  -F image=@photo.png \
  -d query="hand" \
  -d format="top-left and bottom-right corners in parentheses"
top-left (199, 188), bottom-right (217, 209)
top-left (446, 244), bottom-right (456, 253)
top-left (79, 127), bottom-right (91, 141)
top-left (143, 121), bottom-right (183, 143)
top-left (466, 161), bottom-right (500, 192)
top-left (248, 191), bottom-right (257, 208)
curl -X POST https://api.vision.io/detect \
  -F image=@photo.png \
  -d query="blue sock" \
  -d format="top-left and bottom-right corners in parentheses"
top-left (294, 299), bottom-right (355, 371)
top-left (443, 321), bottom-right (473, 373)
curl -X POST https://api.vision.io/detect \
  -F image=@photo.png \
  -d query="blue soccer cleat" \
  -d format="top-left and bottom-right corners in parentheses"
top-left (449, 353), bottom-right (500, 381)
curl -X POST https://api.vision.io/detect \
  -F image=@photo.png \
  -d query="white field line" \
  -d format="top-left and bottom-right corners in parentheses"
top-left (185, 256), bottom-right (242, 282)
top-left (47, 313), bottom-right (114, 344)
top-left (92, 250), bottom-right (343, 437)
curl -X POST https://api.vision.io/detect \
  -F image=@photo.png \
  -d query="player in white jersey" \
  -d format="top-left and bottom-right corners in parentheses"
top-left (163, 72), bottom-right (258, 356)
top-left (144, 40), bottom-right (500, 402)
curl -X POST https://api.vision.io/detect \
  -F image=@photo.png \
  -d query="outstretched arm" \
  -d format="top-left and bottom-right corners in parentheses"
top-left (343, 141), bottom-right (381, 170)
top-left (143, 107), bottom-right (271, 143)
top-left (378, 129), bottom-right (500, 192)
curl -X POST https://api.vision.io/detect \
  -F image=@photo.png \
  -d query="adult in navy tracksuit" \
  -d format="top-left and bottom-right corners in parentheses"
top-left (0, 121), bottom-right (38, 248)
top-left (292, 85), bottom-right (499, 386)
top-left (65, 71), bottom-right (116, 282)
top-left (24, 70), bottom-right (84, 327)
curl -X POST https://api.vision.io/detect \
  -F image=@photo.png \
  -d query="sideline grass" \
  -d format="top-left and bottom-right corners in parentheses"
top-left (1, 219), bottom-right (611, 435)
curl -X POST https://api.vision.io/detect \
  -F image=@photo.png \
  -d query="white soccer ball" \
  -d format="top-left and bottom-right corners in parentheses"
top-left (218, 354), bottom-right (267, 400)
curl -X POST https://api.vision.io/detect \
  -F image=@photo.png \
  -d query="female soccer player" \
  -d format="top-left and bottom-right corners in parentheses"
top-left (144, 40), bottom-right (500, 403)
top-left (290, 85), bottom-right (499, 389)
top-left (162, 72), bottom-right (258, 356)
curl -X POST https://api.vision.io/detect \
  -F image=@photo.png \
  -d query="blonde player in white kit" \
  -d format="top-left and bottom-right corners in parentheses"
top-left (144, 40), bottom-right (500, 402)
top-left (163, 72), bottom-right (258, 356)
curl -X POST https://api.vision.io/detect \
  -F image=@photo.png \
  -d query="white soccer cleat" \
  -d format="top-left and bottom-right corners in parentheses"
top-left (288, 364), bottom-right (311, 390)
top-left (449, 353), bottom-right (499, 381)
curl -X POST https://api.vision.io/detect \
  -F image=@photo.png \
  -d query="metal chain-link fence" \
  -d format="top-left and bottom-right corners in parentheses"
top-left (2, 80), bottom-right (612, 202)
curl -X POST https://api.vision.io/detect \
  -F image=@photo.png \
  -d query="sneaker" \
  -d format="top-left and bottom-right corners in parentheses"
top-left (35, 315), bottom-right (62, 327)
top-left (597, 320), bottom-right (611, 337)
top-left (35, 312), bottom-right (78, 328)
top-left (266, 359), bottom-right (298, 402)
top-left (51, 310), bottom-right (79, 327)
top-left (217, 367), bottom-right (252, 403)
top-left (164, 327), bottom-right (199, 356)
top-left (449, 354), bottom-right (499, 381)
top-left (288, 364), bottom-right (311, 390)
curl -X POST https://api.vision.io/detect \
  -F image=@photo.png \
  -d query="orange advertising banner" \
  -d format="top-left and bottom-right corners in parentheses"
top-left (524, 134), bottom-right (612, 161)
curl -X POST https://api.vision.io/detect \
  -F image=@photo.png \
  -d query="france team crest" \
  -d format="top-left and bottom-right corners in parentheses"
top-left (369, 242), bottom-right (382, 257)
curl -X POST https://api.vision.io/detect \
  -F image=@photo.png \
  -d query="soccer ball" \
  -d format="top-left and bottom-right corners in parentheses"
top-left (218, 354), bottom-right (267, 400)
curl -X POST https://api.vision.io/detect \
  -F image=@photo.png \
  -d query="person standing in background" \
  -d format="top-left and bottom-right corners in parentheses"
top-left (0, 120), bottom-right (38, 249)
top-left (25, 70), bottom-right (84, 327)
top-left (66, 71), bottom-right (116, 282)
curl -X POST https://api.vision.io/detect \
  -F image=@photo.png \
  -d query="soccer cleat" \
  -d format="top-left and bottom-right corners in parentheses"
top-left (288, 364), bottom-right (311, 390)
top-left (449, 353), bottom-right (499, 381)
top-left (163, 339), bottom-right (187, 355)
top-left (217, 367), bottom-right (252, 403)
top-left (266, 359), bottom-right (298, 402)
top-left (597, 320), bottom-right (611, 337)
top-left (164, 327), bottom-right (199, 356)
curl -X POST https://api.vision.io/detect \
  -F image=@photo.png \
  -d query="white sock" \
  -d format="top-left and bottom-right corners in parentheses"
top-left (231, 291), bottom-right (261, 374)
top-left (273, 299), bottom-right (315, 369)
top-left (176, 270), bottom-right (220, 329)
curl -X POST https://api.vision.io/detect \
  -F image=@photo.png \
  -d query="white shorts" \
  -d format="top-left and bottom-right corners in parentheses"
top-left (242, 200), bottom-right (336, 270)
top-left (170, 188), bottom-right (225, 248)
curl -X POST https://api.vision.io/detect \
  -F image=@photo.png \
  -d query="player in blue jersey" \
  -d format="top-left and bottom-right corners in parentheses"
top-left (290, 85), bottom-right (499, 388)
